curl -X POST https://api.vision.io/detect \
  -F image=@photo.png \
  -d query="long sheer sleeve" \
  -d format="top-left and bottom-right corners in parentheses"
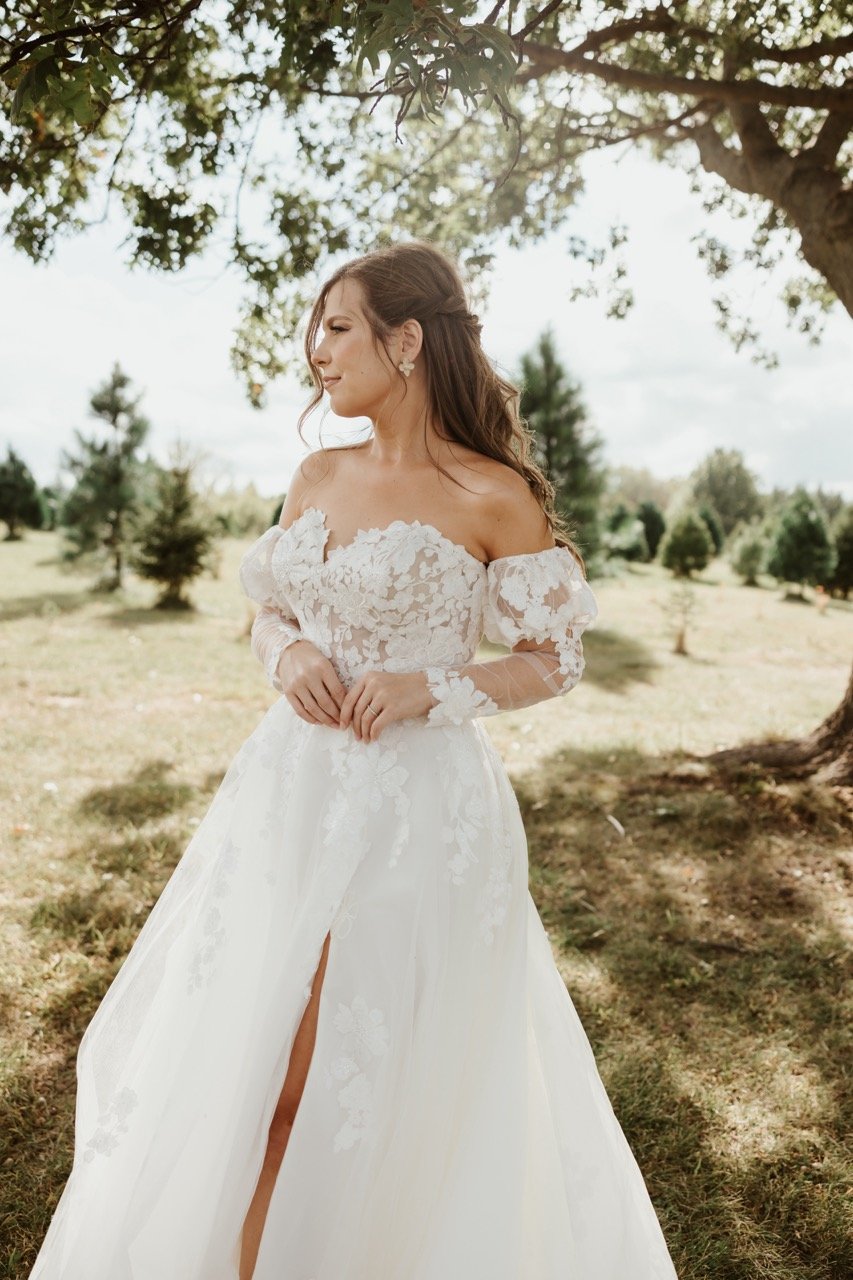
top-left (423, 546), bottom-right (598, 727)
top-left (238, 526), bottom-right (303, 693)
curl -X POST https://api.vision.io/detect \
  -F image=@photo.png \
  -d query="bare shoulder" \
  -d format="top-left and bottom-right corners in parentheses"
top-left (472, 459), bottom-right (554, 562)
top-left (277, 447), bottom-right (347, 527)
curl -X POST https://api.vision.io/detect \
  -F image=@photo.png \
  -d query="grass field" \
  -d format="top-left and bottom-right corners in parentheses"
top-left (1, 530), bottom-right (851, 1278)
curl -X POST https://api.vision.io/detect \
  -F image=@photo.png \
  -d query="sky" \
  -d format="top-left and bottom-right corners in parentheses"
top-left (1, 143), bottom-right (851, 501)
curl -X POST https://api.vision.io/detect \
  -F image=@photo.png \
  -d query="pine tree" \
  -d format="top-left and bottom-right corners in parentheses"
top-left (765, 488), bottom-right (836, 595)
top-left (134, 459), bottom-right (214, 609)
top-left (637, 500), bottom-right (666, 559)
top-left (660, 509), bottom-right (714, 577)
top-left (0, 446), bottom-right (43, 539)
top-left (518, 327), bottom-right (606, 558)
top-left (605, 502), bottom-right (631, 532)
top-left (697, 502), bottom-right (725, 555)
top-left (689, 448), bottom-right (763, 535)
top-left (59, 363), bottom-right (150, 589)
top-left (826, 507), bottom-right (853, 599)
top-left (603, 512), bottom-right (649, 562)
top-left (728, 523), bottom-right (766, 586)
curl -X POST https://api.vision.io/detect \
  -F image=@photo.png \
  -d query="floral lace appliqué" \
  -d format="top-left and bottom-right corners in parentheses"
top-left (83, 1086), bottom-right (138, 1162)
top-left (424, 667), bottom-right (499, 727)
top-left (324, 994), bottom-right (390, 1152)
top-left (186, 833), bottom-right (241, 994)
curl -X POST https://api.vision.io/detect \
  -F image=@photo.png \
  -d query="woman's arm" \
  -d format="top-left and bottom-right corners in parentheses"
top-left (422, 483), bottom-right (597, 726)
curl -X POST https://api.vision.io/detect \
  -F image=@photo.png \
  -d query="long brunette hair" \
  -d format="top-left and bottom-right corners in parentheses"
top-left (297, 238), bottom-right (585, 570)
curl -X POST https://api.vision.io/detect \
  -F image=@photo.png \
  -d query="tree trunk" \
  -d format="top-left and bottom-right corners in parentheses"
top-left (691, 106), bottom-right (853, 319)
top-left (778, 160), bottom-right (853, 318)
top-left (706, 659), bottom-right (853, 787)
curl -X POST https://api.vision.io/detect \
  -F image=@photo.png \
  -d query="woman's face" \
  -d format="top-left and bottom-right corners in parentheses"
top-left (310, 278), bottom-right (414, 420)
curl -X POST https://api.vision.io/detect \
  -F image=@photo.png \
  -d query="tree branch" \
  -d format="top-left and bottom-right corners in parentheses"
top-left (518, 10), bottom-right (853, 67)
top-left (0, 1), bottom-right (183, 76)
top-left (567, 14), bottom-right (694, 57)
top-left (689, 118), bottom-right (752, 194)
top-left (512, 0), bottom-right (564, 43)
top-left (519, 40), bottom-right (853, 111)
top-left (806, 109), bottom-right (853, 166)
top-left (739, 32), bottom-right (853, 66)
top-left (482, 1), bottom-right (510, 25)
top-left (728, 101), bottom-right (789, 170)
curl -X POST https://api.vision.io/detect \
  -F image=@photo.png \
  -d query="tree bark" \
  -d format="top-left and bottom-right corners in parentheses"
top-left (705, 659), bottom-right (853, 787)
top-left (691, 106), bottom-right (853, 317)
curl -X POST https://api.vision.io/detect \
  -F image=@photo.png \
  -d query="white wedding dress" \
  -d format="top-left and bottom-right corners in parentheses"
top-left (30, 506), bottom-right (679, 1279)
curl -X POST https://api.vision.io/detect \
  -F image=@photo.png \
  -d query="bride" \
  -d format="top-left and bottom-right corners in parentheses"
top-left (30, 239), bottom-right (679, 1278)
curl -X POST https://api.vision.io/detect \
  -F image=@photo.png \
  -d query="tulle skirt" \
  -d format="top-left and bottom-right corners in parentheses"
top-left (30, 696), bottom-right (678, 1278)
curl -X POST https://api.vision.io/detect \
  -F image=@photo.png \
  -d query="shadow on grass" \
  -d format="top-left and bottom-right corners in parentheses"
top-left (0, 590), bottom-right (96, 622)
top-left (77, 760), bottom-right (196, 824)
top-left (517, 744), bottom-right (852, 1280)
top-left (103, 600), bottom-right (219, 627)
top-left (580, 628), bottom-right (659, 692)
top-left (0, 963), bottom-right (118, 1277)
top-left (28, 829), bottom-right (186, 962)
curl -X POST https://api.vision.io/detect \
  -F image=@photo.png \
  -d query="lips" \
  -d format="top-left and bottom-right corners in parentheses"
top-left (323, 377), bottom-right (341, 389)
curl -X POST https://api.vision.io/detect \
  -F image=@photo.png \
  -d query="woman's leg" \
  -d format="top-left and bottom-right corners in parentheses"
top-left (238, 930), bottom-right (332, 1280)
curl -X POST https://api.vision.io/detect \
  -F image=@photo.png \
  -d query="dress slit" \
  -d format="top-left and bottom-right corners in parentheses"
top-left (237, 927), bottom-right (334, 1276)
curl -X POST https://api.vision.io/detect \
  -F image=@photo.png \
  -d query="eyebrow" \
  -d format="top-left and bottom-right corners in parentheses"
top-left (321, 313), bottom-right (353, 325)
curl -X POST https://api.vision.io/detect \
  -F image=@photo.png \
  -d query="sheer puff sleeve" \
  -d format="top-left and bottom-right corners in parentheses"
top-left (238, 526), bottom-right (304, 694)
top-left (423, 545), bottom-right (598, 727)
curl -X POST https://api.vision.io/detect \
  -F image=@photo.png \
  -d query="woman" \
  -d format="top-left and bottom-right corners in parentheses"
top-left (30, 240), bottom-right (679, 1278)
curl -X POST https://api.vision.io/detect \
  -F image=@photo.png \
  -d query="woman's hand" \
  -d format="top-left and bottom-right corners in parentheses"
top-left (277, 639), bottom-right (348, 728)
top-left (339, 670), bottom-right (434, 742)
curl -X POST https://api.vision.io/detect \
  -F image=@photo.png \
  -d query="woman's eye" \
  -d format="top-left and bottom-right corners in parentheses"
top-left (330, 325), bottom-right (347, 333)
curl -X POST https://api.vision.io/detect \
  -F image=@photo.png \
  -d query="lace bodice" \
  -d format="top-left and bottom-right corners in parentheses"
top-left (239, 506), bottom-right (598, 726)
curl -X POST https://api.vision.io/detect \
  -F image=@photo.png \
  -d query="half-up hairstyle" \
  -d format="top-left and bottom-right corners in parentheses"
top-left (297, 238), bottom-right (585, 571)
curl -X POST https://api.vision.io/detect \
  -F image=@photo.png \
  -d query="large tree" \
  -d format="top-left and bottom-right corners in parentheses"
top-left (1, 2), bottom-right (850, 403)
top-left (688, 448), bottom-right (764, 536)
top-left (709, 664), bottom-right (853, 788)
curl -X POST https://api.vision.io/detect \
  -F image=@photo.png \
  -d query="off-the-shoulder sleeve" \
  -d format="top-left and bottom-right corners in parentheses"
top-left (423, 546), bottom-right (598, 727)
top-left (238, 526), bottom-right (304, 693)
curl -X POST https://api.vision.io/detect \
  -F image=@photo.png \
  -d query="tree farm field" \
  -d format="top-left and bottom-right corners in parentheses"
top-left (1, 529), bottom-right (851, 1279)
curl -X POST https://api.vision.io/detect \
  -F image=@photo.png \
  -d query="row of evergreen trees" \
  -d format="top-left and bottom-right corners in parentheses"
top-left (519, 330), bottom-right (849, 594)
top-left (602, 485), bottom-right (851, 594)
top-left (1, 364), bottom-right (214, 608)
top-left (2, 344), bottom-right (851, 605)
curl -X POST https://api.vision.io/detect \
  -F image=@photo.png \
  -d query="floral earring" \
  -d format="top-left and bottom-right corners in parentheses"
top-left (398, 356), bottom-right (415, 376)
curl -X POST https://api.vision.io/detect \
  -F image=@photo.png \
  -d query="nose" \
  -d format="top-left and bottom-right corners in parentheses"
top-left (311, 338), bottom-right (328, 368)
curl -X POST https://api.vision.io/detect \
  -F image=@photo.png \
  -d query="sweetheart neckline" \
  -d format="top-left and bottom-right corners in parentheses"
top-left (280, 506), bottom-right (568, 573)
top-left (300, 506), bottom-right (489, 572)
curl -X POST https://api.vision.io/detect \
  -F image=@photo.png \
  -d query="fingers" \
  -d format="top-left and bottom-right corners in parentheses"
top-left (338, 682), bottom-right (361, 731)
top-left (365, 708), bottom-right (386, 742)
top-left (281, 657), bottom-right (345, 727)
top-left (351, 686), bottom-right (379, 741)
top-left (312, 678), bottom-right (344, 723)
top-left (326, 669), bottom-right (348, 706)
top-left (304, 688), bottom-right (342, 727)
top-left (286, 686), bottom-right (340, 727)
top-left (284, 666), bottom-right (387, 740)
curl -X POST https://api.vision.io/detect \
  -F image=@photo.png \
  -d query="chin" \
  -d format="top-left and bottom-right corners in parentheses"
top-left (330, 394), bottom-right (370, 420)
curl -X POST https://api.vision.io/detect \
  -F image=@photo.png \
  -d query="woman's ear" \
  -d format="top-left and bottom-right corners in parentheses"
top-left (399, 317), bottom-right (423, 362)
